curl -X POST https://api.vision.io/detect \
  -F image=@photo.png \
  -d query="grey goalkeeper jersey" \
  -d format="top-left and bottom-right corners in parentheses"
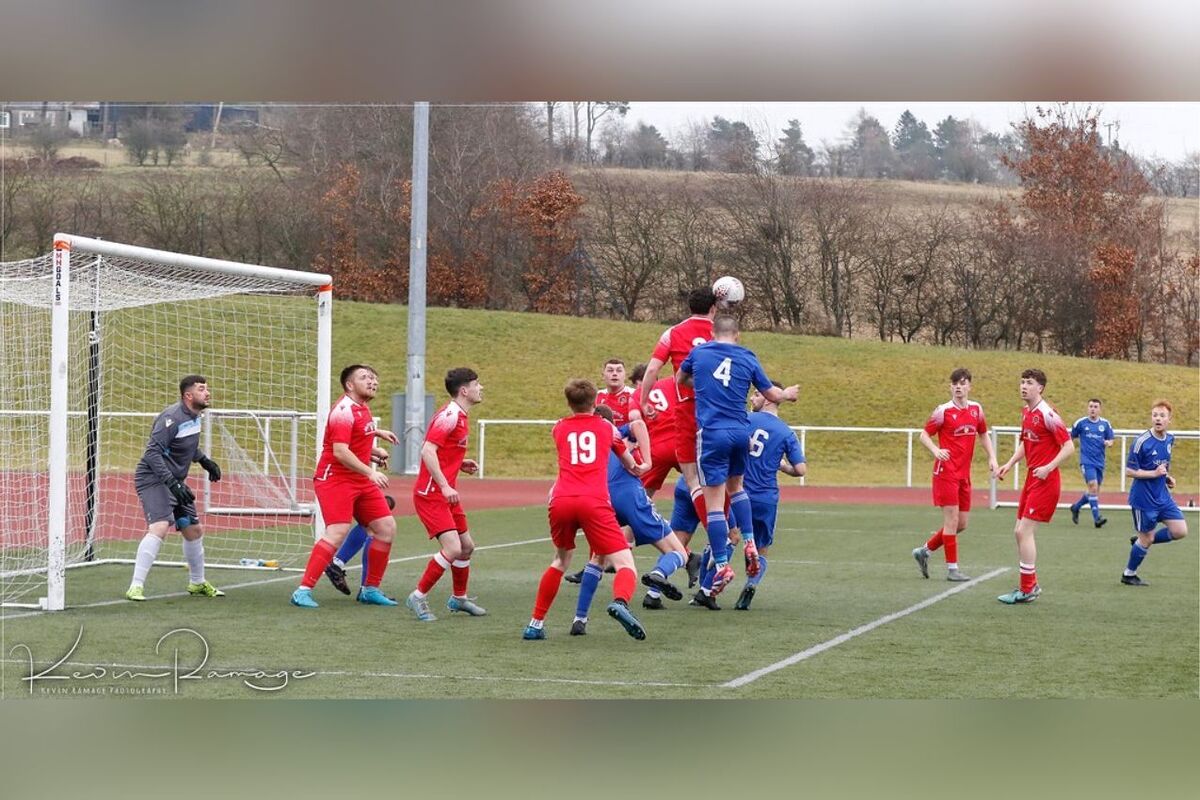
top-left (134, 401), bottom-right (209, 487)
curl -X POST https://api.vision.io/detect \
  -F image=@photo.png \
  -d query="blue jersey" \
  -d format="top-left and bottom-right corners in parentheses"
top-left (744, 411), bottom-right (805, 497)
top-left (679, 341), bottom-right (773, 431)
top-left (1071, 416), bottom-right (1114, 468)
top-left (607, 424), bottom-right (643, 494)
top-left (1126, 430), bottom-right (1174, 508)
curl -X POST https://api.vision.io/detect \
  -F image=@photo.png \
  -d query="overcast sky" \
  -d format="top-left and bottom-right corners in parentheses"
top-left (625, 102), bottom-right (1199, 161)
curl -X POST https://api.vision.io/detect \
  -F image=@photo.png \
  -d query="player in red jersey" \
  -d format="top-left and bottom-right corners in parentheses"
top-left (292, 364), bottom-right (399, 609)
top-left (405, 367), bottom-right (487, 622)
top-left (635, 365), bottom-right (682, 496)
top-left (995, 369), bottom-right (1075, 604)
top-left (524, 378), bottom-right (648, 641)
top-left (911, 368), bottom-right (999, 582)
top-left (596, 358), bottom-right (642, 428)
top-left (638, 287), bottom-right (717, 524)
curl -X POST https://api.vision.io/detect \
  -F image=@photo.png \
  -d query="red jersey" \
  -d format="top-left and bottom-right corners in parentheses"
top-left (1021, 399), bottom-right (1070, 471)
top-left (924, 400), bottom-right (988, 481)
top-left (315, 394), bottom-right (377, 481)
top-left (642, 376), bottom-right (678, 449)
top-left (650, 315), bottom-right (712, 401)
top-left (415, 401), bottom-right (470, 497)
top-left (550, 413), bottom-right (627, 499)
top-left (596, 386), bottom-right (638, 427)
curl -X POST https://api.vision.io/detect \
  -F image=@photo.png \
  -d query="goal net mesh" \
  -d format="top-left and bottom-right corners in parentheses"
top-left (1, 246), bottom-right (323, 606)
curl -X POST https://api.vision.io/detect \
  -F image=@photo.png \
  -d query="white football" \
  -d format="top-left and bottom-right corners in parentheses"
top-left (712, 275), bottom-right (745, 305)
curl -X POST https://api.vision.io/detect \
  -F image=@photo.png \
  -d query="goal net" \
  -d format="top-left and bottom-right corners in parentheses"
top-left (1, 234), bottom-right (331, 610)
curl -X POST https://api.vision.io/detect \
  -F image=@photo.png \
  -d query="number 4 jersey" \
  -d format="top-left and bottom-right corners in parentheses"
top-left (550, 413), bottom-right (628, 499)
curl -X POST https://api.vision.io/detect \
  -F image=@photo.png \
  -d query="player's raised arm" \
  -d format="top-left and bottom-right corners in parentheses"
top-left (628, 417), bottom-right (652, 470)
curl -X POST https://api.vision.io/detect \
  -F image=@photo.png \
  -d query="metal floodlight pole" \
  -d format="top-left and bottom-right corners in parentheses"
top-left (405, 101), bottom-right (430, 474)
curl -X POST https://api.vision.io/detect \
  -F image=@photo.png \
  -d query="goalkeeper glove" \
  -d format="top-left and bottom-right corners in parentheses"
top-left (744, 540), bottom-right (760, 578)
top-left (167, 479), bottom-right (195, 506)
top-left (197, 455), bottom-right (221, 482)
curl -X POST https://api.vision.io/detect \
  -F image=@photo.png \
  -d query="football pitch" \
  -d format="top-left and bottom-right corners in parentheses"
top-left (2, 500), bottom-right (1196, 700)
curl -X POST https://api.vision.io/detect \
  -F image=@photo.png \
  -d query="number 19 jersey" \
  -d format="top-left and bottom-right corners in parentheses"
top-left (550, 413), bottom-right (627, 499)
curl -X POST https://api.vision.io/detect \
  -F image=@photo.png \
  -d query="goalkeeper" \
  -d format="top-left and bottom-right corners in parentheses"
top-left (125, 375), bottom-right (224, 601)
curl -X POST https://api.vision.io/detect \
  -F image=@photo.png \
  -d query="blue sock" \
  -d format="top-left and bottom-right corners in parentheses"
top-left (1088, 495), bottom-right (1100, 521)
top-left (700, 546), bottom-right (717, 591)
top-left (575, 563), bottom-right (603, 619)
top-left (747, 555), bottom-right (769, 587)
top-left (337, 523), bottom-right (369, 565)
top-left (359, 536), bottom-right (373, 587)
top-left (1125, 542), bottom-right (1148, 574)
top-left (653, 550), bottom-right (686, 578)
top-left (729, 491), bottom-right (754, 540)
top-left (707, 512), bottom-right (730, 566)
top-left (1153, 527), bottom-right (1174, 544)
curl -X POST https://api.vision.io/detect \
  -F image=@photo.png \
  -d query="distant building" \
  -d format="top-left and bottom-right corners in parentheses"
top-left (0, 102), bottom-right (101, 135)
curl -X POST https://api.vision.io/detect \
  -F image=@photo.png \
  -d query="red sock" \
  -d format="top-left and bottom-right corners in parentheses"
top-left (943, 533), bottom-right (958, 564)
top-left (417, 551), bottom-right (450, 594)
top-left (691, 489), bottom-right (707, 527)
top-left (1020, 563), bottom-right (1037, 593)
top-left (364, 538), bottom-right (392, 587)
top-left (300, 539), bottom-right (337, 589)
top-left (613, 567), bottom-right (635, 604)
top-left (451, 559), bottom-right (470, 596)
top-left (532, 565), bottom-right (564, 621)
top-left (925, 528), bottom-right (944, 551)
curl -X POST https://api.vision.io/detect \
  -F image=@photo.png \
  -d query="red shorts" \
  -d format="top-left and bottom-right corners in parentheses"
top-left (314, 476), bottom-right (393, 527)
top-left (1017, 471), bottom-right (1061, 522)
top-left (413, 490), bottom-right (469, 538)
top-left (548, 494), bottom-right (629, 556)
top-left (640, 441), bottom-right (679, 493)
top-left (674, 401), bottom-right (698, 463)
top-left (932, 475), bottom-right (972, 511)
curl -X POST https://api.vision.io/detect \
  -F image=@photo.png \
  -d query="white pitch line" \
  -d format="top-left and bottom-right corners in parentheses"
top-left (0, 537), bottom-right (551, 621)
top-left (722, 566), bottom-right (1010, 688)
top-left (0, 657), bottom-right (702, 690)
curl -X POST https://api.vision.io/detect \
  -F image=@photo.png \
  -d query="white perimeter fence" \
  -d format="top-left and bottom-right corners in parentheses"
top-left (476, 419), bottom-right (1199, 511)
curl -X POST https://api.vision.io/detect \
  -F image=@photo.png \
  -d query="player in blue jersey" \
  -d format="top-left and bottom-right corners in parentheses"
top-left (1069, 398), bottom-right (1115, 528)
top-left (732, 383), bottom-right (807, 611)
top-left (569, 405), bottom-right (691, 633)
top-left (678, 315), bottom-right (798, 603)
top-left (1121, 400), bottom-right (1188, 587)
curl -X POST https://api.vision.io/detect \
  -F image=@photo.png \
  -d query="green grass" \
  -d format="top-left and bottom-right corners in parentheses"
top-left (332, 302), bottom-right (1199, 492)
top-left (3, 501), bottom-right (1195, 699)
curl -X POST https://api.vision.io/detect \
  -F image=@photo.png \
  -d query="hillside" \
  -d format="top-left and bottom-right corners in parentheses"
top-left (335, 303), bottom-right (1199, 491)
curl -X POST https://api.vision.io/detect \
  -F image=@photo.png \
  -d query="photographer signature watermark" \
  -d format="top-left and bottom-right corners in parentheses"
top-left (9, 625), bottom-right (316, 695)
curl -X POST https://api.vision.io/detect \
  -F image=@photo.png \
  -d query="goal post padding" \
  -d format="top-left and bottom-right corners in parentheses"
top-left (1, 234), bottom-right (331, 610)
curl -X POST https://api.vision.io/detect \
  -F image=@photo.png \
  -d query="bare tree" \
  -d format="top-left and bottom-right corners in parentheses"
top-left (585, 102), bottom-right (629, 163)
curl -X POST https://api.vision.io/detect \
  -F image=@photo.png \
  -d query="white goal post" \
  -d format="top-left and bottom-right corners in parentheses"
top-left (1, 234), bottom-right (332, 611)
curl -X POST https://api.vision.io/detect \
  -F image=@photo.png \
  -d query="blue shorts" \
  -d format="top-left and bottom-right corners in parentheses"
top-left (750, 495), bottom-right (778, 549)
top-left (1131, 502), bottom-right (1184, 533)
top-left (1080, 464), bottom-right (1105, 485)
top-left (697, 427), bottom-right (748, 487)
top-left (670, 479), bottom-right (700, 534)
top-left (612, 485), bottom-right (671, 546)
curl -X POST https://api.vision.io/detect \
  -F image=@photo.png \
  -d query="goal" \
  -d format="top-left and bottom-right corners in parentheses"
top-left (1, 234), bottom-right (332, 610)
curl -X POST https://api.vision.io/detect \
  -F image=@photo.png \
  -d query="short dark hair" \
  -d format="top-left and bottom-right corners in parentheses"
top-left (1021, 368), bottom-right (1047, 388)
top-left (340, 364), bottom-right (376, 391)
top-left (950, 368), bottom-right (972, 384)
top-left (629, 363), bottom-right (647, 384)
top-left (593, 404), bottom-right (614, 422)
top-left (604, 358), bottom-right (624, 368)
top-left (1089, 398), bottom-right (1102, 405)
top-left (179, 375), bottom-right (207, 397)
top-left (564, 378), bottom-right (597, 413)
top-left (712, 314), bottom-right (739, 337)
top-left (687, 287), bottom-right (717, 315)
top-left (445, 367), bottom-right (478, 397)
